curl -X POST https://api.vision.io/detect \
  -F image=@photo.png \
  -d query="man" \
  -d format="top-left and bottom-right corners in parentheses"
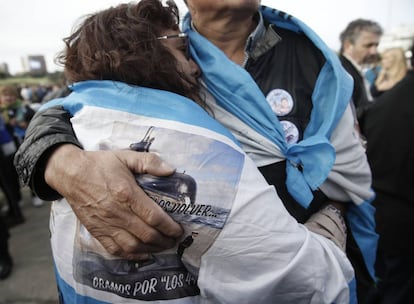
top-left (361, 42), bottom-right (414, 304)
top-left (15, 1), bottom-right (376, 302)
top-left (339, 18), bottom-right (383, 127)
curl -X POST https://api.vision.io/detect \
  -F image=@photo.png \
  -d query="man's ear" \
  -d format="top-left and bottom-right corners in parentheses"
top-left (342, 40), bottom-right (353, 52)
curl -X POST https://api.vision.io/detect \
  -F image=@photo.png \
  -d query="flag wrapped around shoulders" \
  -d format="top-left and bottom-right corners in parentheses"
top-left (183, 6), bottom-right (353, 207)
top-left (42, 80), bottom-right (238, 143)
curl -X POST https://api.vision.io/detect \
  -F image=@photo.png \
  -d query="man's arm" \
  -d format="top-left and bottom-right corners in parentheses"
top-left (319, 104), bottom-right (373, 203)
top-left (304, 104), bottom-right (373, 253)
top-left (14, 106), bottom-right (183, 259)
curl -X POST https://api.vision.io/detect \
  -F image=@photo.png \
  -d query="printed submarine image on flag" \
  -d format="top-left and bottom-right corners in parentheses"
top-left (131, 127), bottom-right (197, 207)
top-left (72, 125), bottom-right (245, 300)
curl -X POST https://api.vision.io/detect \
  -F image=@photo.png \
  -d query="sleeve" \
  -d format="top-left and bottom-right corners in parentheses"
top-left (319, 104), bottom-right (373, 204)
top-left (13, 105), bottom-right (83, 200)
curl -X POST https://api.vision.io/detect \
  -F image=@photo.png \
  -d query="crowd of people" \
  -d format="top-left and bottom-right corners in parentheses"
top-left (1, 0), bottom-right (413, 303)
top-left (0, 82), bottom-right (69, 280)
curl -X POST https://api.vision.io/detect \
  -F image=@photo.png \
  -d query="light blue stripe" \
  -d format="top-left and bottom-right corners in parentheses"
top-left (54, 265), bottom-right (110, 304)
top-left (41, 80), bottom-right (240, 147)
top-left (347, 197), bottom-right (379, 280)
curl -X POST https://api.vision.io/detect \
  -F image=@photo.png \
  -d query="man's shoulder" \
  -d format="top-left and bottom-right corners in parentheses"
top-left (339, 55), bottom-right (354, 70)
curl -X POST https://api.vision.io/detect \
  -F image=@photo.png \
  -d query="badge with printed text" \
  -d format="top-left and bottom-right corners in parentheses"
top-left (280, 120), bottom-right (299, 144)
top-left (266, 89), bottom-right (294, 116)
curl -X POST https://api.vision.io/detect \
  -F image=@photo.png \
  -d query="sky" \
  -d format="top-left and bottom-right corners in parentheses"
top-left (1, 0), bottom-right (413, 75)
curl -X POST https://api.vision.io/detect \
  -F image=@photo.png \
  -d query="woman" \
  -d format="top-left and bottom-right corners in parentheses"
top-left (34, 0), bottom-right (353, 303)
top-left (371, 47), bottom-right (408, 97)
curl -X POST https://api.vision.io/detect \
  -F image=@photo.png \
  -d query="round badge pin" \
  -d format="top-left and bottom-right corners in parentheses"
top-left (266, 89), bottom-right (294, 116)
top-left (280, 120), bottom-right (299, 144)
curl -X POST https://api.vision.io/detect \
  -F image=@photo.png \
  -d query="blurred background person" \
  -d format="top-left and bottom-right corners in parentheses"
top-left (0, 114), bottom-right (25, 227)
top-left (361, 41), bottom-right (414, 304)
top-left (0, 85), bottom-right (35, 146)
top-left (371, 47), bottom-right (408, 97)
top-left (0, 85), bottom-right (43, 209)
top-left (0, 215), bottom-right (13, 280)
top-left (364, 53), bottom-right (382, 88)
top-left (339, 18), bottom-right (383, 128)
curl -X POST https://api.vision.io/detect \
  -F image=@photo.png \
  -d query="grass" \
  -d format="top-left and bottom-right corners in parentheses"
top-left (0, 73), bottom-right (64, 87)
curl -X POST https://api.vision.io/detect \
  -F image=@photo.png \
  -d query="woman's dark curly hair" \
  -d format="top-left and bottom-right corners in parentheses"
top-left (56, 0), bottom-right (203, 106)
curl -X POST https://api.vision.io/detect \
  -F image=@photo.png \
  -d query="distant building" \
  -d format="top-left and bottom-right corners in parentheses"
top-left (21, 55), bottom-right (47, 76)
top-left (380, 24), bottom-right (414, 62)
top-left (0, 62), bottom-right (10, 76)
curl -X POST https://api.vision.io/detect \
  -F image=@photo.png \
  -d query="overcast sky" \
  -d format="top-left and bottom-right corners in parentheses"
top-left (1, 0), bottom-right (413, 74)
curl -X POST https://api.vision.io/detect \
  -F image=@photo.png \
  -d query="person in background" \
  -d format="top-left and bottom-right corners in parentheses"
top-left (15, 1), bottom-right (377, 302)
top-left (361, 42), bottom-right (414, 304)
top-left (31, 0), bottom-right (354, 302)
top-left (371, 47), bottom-right (408, 98)
top-left (364, 53), bottom-right (381, 87)
top-left (40, 83), bottom-right (71, 104)
top-left (0, 215), bottom-right (13, 280)
top-left (0, 115), bottom-right (15, 279)
top-left (0, 114), bottom-right (25, 227)
top-left (0, 85), bottom-right (35, 146)
top-left (0, 85), bottom-right (43, 208)
top-left (338, 18), bottom-right (383, 128)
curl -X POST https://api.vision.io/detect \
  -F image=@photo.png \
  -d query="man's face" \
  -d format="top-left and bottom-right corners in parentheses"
top-left (346, 30), bottom-right (381, 65)
top-left (186, 0), bottom-right (260, 14)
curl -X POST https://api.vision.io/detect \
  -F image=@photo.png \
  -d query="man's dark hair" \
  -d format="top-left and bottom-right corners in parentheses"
top-left (339, 19), bottom-right (383, 53)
